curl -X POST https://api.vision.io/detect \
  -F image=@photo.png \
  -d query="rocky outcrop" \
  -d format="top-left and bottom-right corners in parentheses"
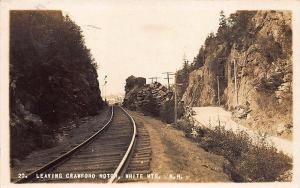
top-left (123, 76), bottom-right (146, 110)
top-left (123, 76), bottom-right (178, 123)
top-left (10, 11), bottom-right (104, 159)
top-left (177, 11), bottom-right (292, 138)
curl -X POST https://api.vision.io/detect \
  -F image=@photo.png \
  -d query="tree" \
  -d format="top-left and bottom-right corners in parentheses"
top-left (205, 32), bottom-right (215, 47)
top-left (194, 46), bottom-right (205, 68)
top-left (183, 59), bottom-right (189, 73)
top-left (219, 10), bottom-right (227, 28)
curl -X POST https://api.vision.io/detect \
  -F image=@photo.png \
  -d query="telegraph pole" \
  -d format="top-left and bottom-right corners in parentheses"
top-left (174, 70), bottom-right (177, 126)
top-left (162, 72), bottom-right (174, 90)
top-left (217, 75), bottom-right (220, 106)
top-left (148, 77), bottom-right (160, 84)
top-left (148, 77), bottom-right (155, 84)
top-left (163, 71), bottom-right (182, 124)
top-left (233, 59), bottom-right (238, 106)
top-left (216, 75), bottom-right (225, 106)
top-left (174, 72), bottom-right (178, 126)
top-left (103, 75), bottom-right (108, 102)
top-left (174, 70), bottom-right (183, 126)
top-left (174, 81), bottom-right (177, 125)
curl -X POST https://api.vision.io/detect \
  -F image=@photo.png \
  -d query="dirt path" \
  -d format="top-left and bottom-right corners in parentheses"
top-left (130, 111), bottom-right (231, 182)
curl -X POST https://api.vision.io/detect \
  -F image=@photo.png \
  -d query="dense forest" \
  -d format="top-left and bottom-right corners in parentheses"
top-left (10, 11), bottom-right (103, 160)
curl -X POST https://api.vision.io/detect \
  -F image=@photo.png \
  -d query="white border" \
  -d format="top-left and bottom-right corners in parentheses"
top-left (1, 0), bottom-right (300, 188)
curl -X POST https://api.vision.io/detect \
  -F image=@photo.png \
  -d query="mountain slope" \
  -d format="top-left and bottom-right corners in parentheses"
top-left (176, 11), bottom-right (292, 138)
top-left (10, 11), bottom-right (104, 159)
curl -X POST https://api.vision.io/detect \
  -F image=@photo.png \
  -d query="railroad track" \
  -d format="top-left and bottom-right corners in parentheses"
top-left (15, 105), bottom-right (151, 183)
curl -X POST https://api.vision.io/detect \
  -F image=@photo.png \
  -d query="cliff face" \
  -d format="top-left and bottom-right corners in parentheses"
top-left (177, 11), bottom-right (292, 138)
top-left (10, 11), bottom-right (103, 159)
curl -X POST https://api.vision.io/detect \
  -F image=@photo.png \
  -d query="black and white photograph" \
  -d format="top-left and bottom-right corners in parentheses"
top-left (1, 0), bottom-right (300, 187)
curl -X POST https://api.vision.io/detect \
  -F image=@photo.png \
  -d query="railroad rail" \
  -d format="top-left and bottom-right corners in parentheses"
top-left (15, 105), bottom-right (138, 183)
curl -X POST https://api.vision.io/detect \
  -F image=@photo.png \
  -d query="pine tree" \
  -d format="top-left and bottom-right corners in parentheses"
top-left (219, 10), bottom-right (227, 28)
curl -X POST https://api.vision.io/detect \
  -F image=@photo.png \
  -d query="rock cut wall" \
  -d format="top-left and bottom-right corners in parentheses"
top-left (10, 11), bottom-right (104, 159)
top-left (177, 11), bottom-right (292, 138)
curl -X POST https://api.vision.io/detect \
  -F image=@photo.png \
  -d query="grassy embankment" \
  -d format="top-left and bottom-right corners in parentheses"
top-left (176, 119), bottom-right (292, 182)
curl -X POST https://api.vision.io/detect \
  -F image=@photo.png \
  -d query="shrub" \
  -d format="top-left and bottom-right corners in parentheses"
top-left (201, 126), bottom-right (251, 163)
top-left (160, 98), bottom-right (175, 124)
top-left (203, 126), bottom-right (292, 182)
top-left (235, 138), bottom-right (292, 182)
top-left (176, 119), bottom-right (293, 182)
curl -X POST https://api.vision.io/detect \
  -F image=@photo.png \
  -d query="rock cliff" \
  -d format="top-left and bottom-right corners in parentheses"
top-left (123, 76), bottom-right (179, 123)
top-left (10, 11), bottom-right (104, 159)
top-left (177, 11), bottom-right (292, 138)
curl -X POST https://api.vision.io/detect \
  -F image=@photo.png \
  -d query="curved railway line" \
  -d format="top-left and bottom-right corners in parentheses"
top-left (15, 105), bottom-right (151, 183)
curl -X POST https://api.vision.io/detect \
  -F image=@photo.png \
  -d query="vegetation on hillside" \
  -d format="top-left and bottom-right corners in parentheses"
top-left (174, 11), bottom-right (293, 181)
top-left (176, 119), bottom-right (292, 182)
top-left (10, 11), bottom-right (103, 160)
top-left (176, 10), bottom-right (292, 138)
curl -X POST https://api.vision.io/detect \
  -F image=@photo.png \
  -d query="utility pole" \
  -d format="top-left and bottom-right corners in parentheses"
top-left (174, 70), bottom-right (183, 126)
top-left (174, 72), bottom-right (178, 126)
top-left (233, 59), bottom-right (238, 106)
top-left (148, 77), bottom-right (160, 84)
top-left (103, 75), bottom-right (108, 102)
top-left (162, 72), bottom-right (174, 90)
top-left (217, 75), bottom-right (225, 106)
top-left (148, 77), bottom-right (155, 84)
top-left (217, 75), bottom-right (220, 106)
top-left (174, 81), bottom-right (177, 126)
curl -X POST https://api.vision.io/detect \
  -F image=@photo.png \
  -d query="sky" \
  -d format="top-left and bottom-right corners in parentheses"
top-left (61, 2), bottom-right (235, 96)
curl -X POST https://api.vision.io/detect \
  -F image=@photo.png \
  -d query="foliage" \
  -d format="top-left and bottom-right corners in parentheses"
top-left (204, 32), bottom-right (216, 47)
top-left (236, 137), bottom-right (292, 181)
top-left (201, 126), bottom-right (251, 162)
top-left (10, 11), bottom-right (103, 159)
top-left (160, 97), bottom-right (175, 123)
top-left (10, 11), bottom-right (102, 124)
top-left (197, 11), bottom-right (257, 57)
top-left (175, 10), bottom-right (292, 181)
top-left (176, 120), bottom-right (292, 182)
top-left (257, 34), bottom-right (283, 63)
top-left (219, 10), bottom-right (227, 28)
top-left (194, 46), bottom-right (205, 69)
top-left (182, 59), bottom-right (190, 74)
top-left (201, 126), bottom-right (292, 182)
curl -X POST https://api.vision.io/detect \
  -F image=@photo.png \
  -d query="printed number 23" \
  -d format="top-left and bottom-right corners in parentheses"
top-left (18, 173), bottom-right (27, 178)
